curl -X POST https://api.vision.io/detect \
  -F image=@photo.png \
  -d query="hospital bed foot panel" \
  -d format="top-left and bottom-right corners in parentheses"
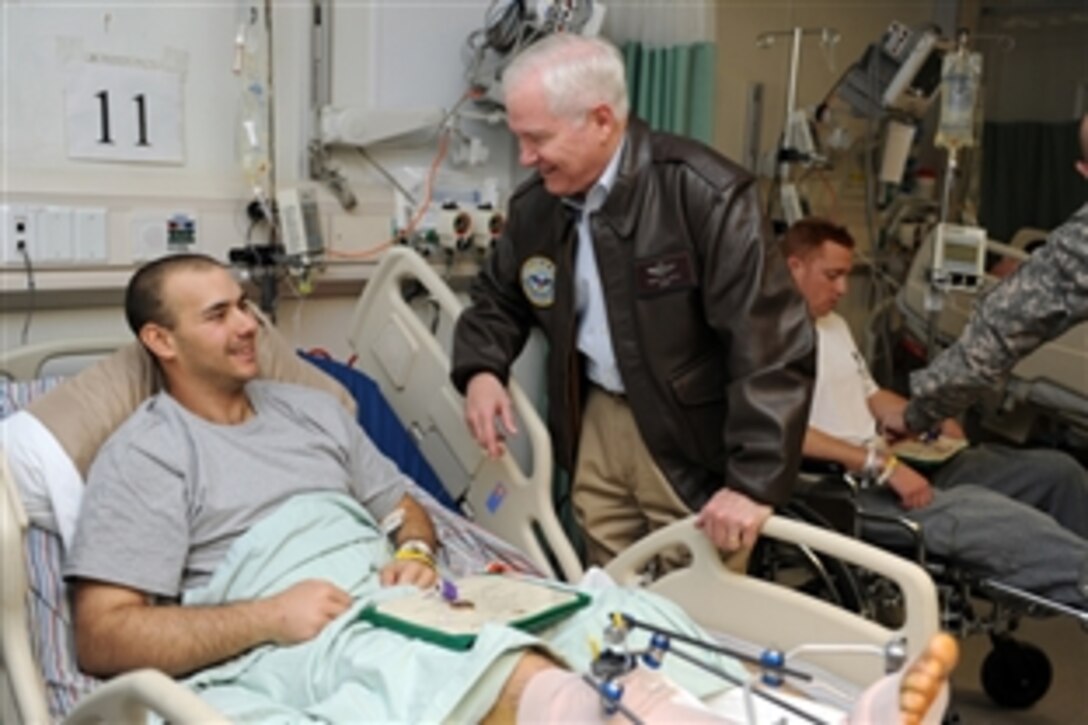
top-left (606, 515), bottom-right (940, 690)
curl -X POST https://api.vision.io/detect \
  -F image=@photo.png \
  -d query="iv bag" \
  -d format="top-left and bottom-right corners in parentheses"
top-left (236, 4), bottom-right (271, 193)
top-left (935, 50), bottom-right (982, 151)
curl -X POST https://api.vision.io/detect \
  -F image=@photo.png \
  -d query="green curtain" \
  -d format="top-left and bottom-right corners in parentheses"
top-left (622, 41), bottom-right (716, 145)
top-left (980, 120), bottom-right (1085, 243)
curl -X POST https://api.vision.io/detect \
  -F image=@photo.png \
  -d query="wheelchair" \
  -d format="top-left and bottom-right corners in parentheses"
top-left (747, 460), bottom-right (1088, 710)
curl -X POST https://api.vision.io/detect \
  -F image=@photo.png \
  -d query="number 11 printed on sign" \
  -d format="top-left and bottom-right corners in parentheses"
top-left (65, 61), bottom-right (184, 164)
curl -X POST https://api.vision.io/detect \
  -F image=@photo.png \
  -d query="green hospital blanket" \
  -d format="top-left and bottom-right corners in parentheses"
top-left (179, 492), bottom-right (742, 722)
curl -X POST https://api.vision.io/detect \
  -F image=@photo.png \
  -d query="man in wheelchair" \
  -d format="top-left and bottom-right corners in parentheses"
top-left (782, 218), bottom-right (1088, 611)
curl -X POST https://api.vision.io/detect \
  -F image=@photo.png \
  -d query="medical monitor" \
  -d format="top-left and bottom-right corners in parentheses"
top-left (835, 22), bottom-right (943, 120)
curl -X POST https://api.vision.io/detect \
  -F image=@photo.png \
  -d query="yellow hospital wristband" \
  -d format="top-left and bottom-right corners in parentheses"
top-left (394, 540), bottom-right (436, 569)
top-left (877, 454), bottom-right (900, 486)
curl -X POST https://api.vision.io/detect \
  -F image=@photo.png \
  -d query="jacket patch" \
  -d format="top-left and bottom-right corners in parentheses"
top-left (635, 251), bottom-right (696, 296)
top-left (521, 256), bottom-right (556, 307)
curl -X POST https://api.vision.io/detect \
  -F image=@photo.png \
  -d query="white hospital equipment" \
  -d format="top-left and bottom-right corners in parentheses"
top-left (809, 20), bottom-right (944, 190)
top-left (465, 0), bottom-right (606, 109)
top-left (0, 248), bottom-right (942, 724)
top-left (755, 26), bottom-right (840, 227)
top-left (275, 186), bottom-right (325, 264)
top-left (924, 222), bottom-right (987, 293)
top-left (913, 30), bottom-right (987, 357)
top-left (754, 21), bottom-right (948, 241)
top-left (934, 35), bottom-right (982, 154)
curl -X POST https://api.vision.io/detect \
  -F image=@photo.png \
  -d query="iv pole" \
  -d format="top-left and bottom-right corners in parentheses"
top-left (924, 28), bottom-right (978, 360)
top-left (756, 27), bottom-right (839, 227)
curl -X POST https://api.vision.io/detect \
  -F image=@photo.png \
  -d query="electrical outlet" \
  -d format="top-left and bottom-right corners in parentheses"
top-left (471, 206), bottom-right (504, 251)
top-left (0, 204), bottom-right (36, 264)
top-left (436, 203), bottom-right (473, 252)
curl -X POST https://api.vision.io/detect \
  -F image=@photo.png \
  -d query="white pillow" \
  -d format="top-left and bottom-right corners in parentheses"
top-left (1, 410), bottom-right (84, 549)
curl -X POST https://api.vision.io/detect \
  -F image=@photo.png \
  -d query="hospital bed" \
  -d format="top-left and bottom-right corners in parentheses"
top-left (0, 247), bottom-right (941, 724)
top-left (897, 229), bottom-right (1088, 444)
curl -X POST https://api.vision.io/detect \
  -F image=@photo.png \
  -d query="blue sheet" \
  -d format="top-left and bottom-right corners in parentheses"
top-left (300, 352), bottom-right (458, 512)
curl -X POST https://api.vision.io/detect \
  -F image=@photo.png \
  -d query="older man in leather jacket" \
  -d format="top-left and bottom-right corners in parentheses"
top-left (451, 34), bottom-right (815, 565)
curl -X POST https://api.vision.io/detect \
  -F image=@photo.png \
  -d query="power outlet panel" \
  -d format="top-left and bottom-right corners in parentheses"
top-left (0, 204), bottom-right (36, 264)
top-left (0, 204), bottom-right (109, 265)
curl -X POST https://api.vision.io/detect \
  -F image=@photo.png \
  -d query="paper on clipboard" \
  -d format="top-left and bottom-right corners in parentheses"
top-left (891, 435), bottom-right (968, 466)
top-left (360, 574), bottom-right (590, 650)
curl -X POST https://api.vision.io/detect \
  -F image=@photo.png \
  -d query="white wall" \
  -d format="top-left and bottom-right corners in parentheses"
top-left (1, 2), bottom-right (243, 197)
top-left (0, 0), bottom-right (507, 358)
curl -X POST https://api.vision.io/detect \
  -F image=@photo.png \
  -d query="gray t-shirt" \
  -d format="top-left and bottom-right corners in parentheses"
top-left (64, 381), bottom-right (408, 596)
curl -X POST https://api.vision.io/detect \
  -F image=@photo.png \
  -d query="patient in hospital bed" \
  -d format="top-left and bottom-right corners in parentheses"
top-left (58, 253), bottom-right (954, 723)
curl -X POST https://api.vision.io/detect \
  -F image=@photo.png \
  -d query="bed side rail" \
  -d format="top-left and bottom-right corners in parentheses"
top-left (2, 453), bottom-right (229, 725)
top-left (0, 454), bottom-right (51, 724)
top-left (0, 338), bottom-right (131, 381)
top-left (346, 248), bottom-right (583, 582)
top-left (63, 669), bottom-right (227, 725)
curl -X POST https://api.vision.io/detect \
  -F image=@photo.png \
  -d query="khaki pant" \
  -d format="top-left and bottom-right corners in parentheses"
top-left (571, 387), bottom-right (694, 567)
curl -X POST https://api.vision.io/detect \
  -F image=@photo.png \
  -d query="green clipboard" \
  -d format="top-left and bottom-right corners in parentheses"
top-left (359, 574), bottom-right (591, 651)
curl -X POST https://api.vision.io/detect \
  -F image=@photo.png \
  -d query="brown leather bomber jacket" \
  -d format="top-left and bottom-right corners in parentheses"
top-left (451, 118), bottom-right (815, 511)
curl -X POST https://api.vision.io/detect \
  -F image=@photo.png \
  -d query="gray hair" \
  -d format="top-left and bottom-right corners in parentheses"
top-left (503, 33), bottom-right (629, 122)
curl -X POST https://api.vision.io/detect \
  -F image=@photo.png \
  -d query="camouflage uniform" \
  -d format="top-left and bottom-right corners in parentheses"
top-left (906, 203), bottom-right (1088, 433)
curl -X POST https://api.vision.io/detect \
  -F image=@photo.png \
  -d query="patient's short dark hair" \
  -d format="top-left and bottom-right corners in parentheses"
top-left (782, 217), bottom-right (855, 259)
top-left (125, 253), bottom-right (227, 336)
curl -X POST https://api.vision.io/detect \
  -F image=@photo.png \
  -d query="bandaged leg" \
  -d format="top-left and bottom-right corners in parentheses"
top-left (516, 667), bottom-right (727, 723)
top-left (850, 632), bottom-right (959, 725)
top-left (515, 632), bottom-right (958, 724)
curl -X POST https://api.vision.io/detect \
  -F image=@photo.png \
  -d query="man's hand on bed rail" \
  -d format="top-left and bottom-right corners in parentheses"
top-left (694, 488), bottom-right (772, 552)
top-left (465, 372), bottom-right (519, 459)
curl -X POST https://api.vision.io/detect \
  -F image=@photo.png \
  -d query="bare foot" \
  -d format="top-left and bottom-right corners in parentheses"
top-left (899, 632), bottom-right (959, 725)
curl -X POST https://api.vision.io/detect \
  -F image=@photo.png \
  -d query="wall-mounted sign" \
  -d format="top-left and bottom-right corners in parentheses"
top-left (65, 61), bottom-right (184, 164)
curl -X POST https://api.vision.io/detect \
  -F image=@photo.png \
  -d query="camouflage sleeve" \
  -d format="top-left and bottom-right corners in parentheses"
top-left (905, 203), bottom-right (1088, 432)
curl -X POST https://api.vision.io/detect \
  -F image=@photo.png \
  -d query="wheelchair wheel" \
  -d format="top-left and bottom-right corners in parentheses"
top-left (980, 636), bottom-right (1052, 709)
top-left (748, 501), bottom-right (867, 614)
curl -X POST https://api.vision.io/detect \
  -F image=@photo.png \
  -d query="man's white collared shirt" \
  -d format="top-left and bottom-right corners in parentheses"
top-left (571, 140), bottom-right (625, 394)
